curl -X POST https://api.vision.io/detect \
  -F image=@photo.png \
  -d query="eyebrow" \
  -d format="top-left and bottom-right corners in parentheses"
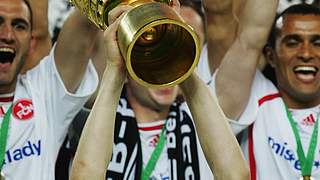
top-left (12, 18), bottom-right (30, 29)
top-left (281, 34), bottom-right (302, 42)
top-left (310, 34), bottom-right (320, 41)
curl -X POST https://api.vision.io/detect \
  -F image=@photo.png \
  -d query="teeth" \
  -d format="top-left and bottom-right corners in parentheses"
top-left (294, 66), bottom-right (317, 73)
top-left (0, 48), bottom-right (14, 54)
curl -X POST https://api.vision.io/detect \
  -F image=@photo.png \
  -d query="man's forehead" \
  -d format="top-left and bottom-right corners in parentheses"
top-left (0, 0), bottom-right (31, 22)
top-left (277, 14), bottom-right (320, 35)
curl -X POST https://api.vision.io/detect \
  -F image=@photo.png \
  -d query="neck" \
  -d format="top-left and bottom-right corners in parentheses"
top-left (127, 96), bottom-right (170, 124)
top-left (0, 83), bottom-right (16, 95)
top-left (281, 92), bottom-right (320, 109)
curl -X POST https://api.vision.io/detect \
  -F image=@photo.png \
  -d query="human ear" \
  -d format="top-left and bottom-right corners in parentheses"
top-left (28, 35), bottom-right (36, 55)
top-left (264, 46), bottom-right (277, 68)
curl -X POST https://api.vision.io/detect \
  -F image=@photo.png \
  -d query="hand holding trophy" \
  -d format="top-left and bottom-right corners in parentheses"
top-left (70, 0), bottom-right (200, 87)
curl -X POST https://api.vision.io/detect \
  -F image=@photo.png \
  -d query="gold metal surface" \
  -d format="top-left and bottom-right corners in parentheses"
top-left (70, 0), bottom-right (200, 87)
top-left (69, 0), bottom-right (109, 29)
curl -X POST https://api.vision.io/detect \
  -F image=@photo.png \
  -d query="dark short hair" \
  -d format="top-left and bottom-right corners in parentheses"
top-left (265, 3), bottom-right (320, 50)
top-left (180, 0), bottom-right (205, 19)
top-left (22, 0), bottom-right (33, 30)
top-left (180, 0), bottom-right (207, 41)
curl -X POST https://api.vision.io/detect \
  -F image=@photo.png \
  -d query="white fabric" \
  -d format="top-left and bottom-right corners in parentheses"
top-left (138, 120), bottom-right (170, 180)
top-left (1, 47), bottom-right (98, 180)
top-left (196, 44), bottom-right (212, 85)
top-left (48, 0), bottom-right (74, 37)
top-left (219, 70), bottom-right (320, 180)
top-left (196, 44), bottom-right (216, 101)
top-left (278, 0), bottom-right (314, 13)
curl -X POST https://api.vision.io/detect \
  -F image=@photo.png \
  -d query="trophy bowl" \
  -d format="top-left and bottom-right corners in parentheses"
top-left (70, 0), bottom-right (200, 88)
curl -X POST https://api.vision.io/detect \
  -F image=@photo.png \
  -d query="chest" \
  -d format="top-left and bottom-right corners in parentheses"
top-left (249, 101), bottom-right (320, 177)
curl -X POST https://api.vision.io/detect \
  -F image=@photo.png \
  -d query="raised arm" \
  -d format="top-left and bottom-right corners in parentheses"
top-left (70, 57), bottom-right (125, 180)
top-left (215, 0), bottom-right (278, 119)
top-left (70, 5), bottom-right (131, 180)
top-left (83, 32), bottom-right (108, 108)
top-left (54, 10), bottom-right (100, 93)
top-left (180, 73), bottom-right (249, 180)
top-left (204, 0), bottom-right (245, 72)
top-left (22, 0), bottom-right (51, 73)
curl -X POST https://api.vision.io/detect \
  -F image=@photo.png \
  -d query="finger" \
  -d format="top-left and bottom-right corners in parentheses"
top-left (107, 5), bottom-right (132, 26)
top-left (170, 0), bottom-right (180, 13)
top-left (104, 12), bottom-right (128, 43)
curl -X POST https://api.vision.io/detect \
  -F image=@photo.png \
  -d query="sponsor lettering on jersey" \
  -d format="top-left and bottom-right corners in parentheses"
top-left (268, 136), bottom-right (320, 170)
top-left (3, 140), bottom-right (41, 165)
top-left (13, 99), bottom-right (34, 121)
top-left (150, 174), bottom-right (170, 180)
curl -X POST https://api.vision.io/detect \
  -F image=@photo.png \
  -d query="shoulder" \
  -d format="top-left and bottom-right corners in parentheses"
top-left (24, 46), bottom-right (56, 78)
top-left (249, 70), bottom-right (278, 99)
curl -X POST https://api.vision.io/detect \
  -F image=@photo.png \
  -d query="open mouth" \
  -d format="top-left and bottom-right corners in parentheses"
top-left (293, 66), bottom-right (319, 82)
top-left (0, 48), bottom-right (15, 64)
top-left (294, 66), bottom-right (318, 75)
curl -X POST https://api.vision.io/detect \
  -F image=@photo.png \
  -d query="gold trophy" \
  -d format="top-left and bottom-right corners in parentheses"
top-left (70, 0), bottom-right (200, 87)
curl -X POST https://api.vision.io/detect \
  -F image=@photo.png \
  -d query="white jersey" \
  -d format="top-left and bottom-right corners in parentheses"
top-left (112, 102), bottom-right (213, 180)
top-left (196, 44), bottom-right (212, 85)
top-left (138, 118), bottom-right (213, 180)
top-left (221, 71), bottom-right (320, 180)
top-left (1, 47), bottom-right (98, 180)
top-left (138, 120), bottom-right (170, 180)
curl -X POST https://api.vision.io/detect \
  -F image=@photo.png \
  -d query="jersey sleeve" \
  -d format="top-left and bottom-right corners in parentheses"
top-left (210, 70), bottom-right (275, 135)
top-left (25, 45), bottom-right (99, 146)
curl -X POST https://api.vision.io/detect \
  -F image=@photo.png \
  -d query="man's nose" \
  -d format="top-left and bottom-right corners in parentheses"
top-left (0, 24), bottom-right (15, 44)
top-left (297, 42), bottom-right (314, 62)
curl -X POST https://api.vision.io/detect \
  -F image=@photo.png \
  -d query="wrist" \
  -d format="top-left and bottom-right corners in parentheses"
top-left (102, 65), bottom-right (127, 84)
top-left (180, 72), bottom-right (196, 90)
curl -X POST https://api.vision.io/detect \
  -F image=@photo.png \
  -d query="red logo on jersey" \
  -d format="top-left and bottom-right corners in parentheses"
top-left (302, 114), bottom-right (315, 126)
top-left (12, 99), bottom-right (34, 121)
top-left (148, 134), bottom-right (160, 147)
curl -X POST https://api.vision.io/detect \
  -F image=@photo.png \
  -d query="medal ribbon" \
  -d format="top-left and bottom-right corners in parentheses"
top-left (141, 124), bottom-right (166, 180)
top-left (285, 105), bottom-right (319, 177)
top-left (0, 105), bottom-right (12, 172)
top-left (0, 105), bottom-right (12, 171)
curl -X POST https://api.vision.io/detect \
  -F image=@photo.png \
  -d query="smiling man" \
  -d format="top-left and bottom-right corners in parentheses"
top-left (267, 10), bottom-right (320, 108)
top-left (0, 0), bottom-right (98, 179)
top-left (214, 3), bottom-right (320, 180)
top-left (0, 0), bottom-right (31, 89)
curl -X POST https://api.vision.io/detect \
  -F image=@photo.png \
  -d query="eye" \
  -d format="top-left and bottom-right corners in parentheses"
top-left (12, 19), bottom-right (29, 31)
top-left (312, 38), bottom-right (320, 47)
top-left (285, 38), bottom-right (299, 47)
top-left (13, 23), bottom-right (28, 31)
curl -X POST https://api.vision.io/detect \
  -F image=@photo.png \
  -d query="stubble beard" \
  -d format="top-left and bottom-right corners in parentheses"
top-left (0, 56), bottom-right (26, 92)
